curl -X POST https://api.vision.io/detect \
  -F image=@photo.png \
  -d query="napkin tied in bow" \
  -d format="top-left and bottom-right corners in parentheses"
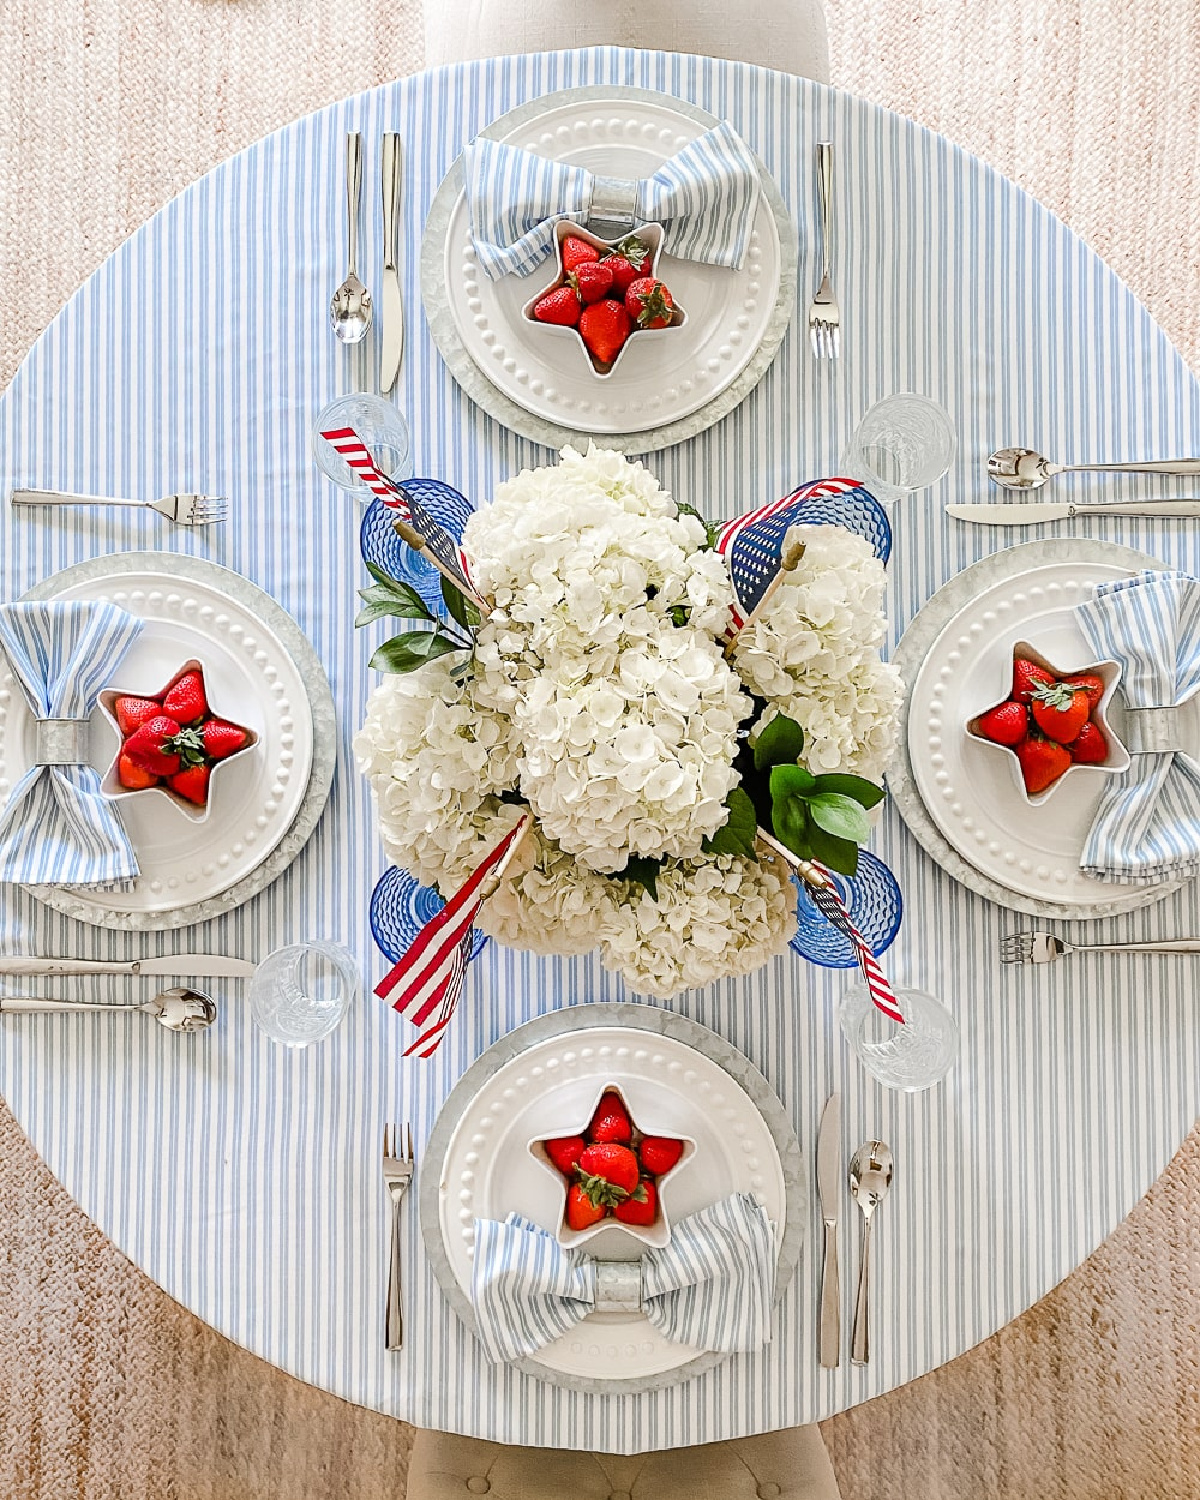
top-left (471, 1191), bottom-right (775, 1364)
top-left (462, 121), bottom-right (762, 280)
top-left (1075, 571), bottom-right (1200, 883)
top-left (0, 601), bottom-right (143, 885)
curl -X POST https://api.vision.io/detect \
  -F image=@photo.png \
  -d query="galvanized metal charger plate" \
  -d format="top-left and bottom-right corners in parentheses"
top-left (20, 551), bottom-right (337, 931)
top-left (420, 1001), bottom-right (806, 1395)
top-left (887, 536), bottom-right (1180, 920)
top-left (421, 85), bottom-right (798, 455)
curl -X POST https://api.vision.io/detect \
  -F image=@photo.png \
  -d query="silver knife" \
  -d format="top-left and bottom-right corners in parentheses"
top-left (948, 500), bottom-right (1200, 525)
top-left (0, 954), bottom-right (256, 979)
top-left (379, 132), bottom-right (404, 394)
top-left (816, 1092), bottom-right (841, 1368)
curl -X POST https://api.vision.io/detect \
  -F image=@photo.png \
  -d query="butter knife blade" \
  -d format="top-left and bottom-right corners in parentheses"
top-left (948, 500), bottom-right (1200, 524)
top-left (816, 1093), bottom-right (841, 1368)
top-left (379, 131), bottom-right (404, 394)
top-left (0, 954), bottom-right (256, 979)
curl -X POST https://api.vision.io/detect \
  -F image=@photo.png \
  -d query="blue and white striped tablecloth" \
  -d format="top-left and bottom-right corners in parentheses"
top-left (1, 48), bottom-right (1199, 1453)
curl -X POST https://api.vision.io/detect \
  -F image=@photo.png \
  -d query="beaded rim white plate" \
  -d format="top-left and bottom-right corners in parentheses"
top-left (421, 85), bottom-right (798, 454)
top-left (896, 544), bottom-right (1184, 915)
top-left (4, 553), bottom-right (332, 927)
top-left (422, 1003), bottom-right (804, 1394)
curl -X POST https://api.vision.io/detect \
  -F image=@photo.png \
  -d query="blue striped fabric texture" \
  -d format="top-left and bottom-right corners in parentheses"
top-left (1076, 572), bottom-right (1200, 882)
top-left (463, 119), bottom-right (761, 278)
top-left (472, 1194), bottom-right (775, 1364)
top-left (2, 48), bottom-right (1200, 1453)
top-left (0, 601), bottom-right (142, 884)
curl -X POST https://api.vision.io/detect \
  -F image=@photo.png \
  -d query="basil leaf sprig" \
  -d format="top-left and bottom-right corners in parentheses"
top-left (354, 560), bottom-right (477, 675)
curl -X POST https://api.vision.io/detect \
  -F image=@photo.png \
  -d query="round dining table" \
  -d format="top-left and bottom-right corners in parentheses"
top-left (1, 47), bottom-right (1199, 1456)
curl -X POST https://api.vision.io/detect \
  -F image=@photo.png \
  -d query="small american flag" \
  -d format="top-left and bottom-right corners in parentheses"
top-left (717, 477), bottom-right (880, 629)
top-left (320, 425), bottom-right (485, 608)
top-left (805, 870), bottom-right (906, 1025)
top-left (375, 816), bottom-right (530, 1057)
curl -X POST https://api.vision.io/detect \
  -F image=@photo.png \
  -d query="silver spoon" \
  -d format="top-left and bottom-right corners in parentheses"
top-left (988, 445), bottom-right (1200, 491)
top-left (329, 130), bottom-right (372, 344)
top-left (0, 986), bottom-right (217, 1033)
top-left (849, 1139), bottom-right (894, 1366)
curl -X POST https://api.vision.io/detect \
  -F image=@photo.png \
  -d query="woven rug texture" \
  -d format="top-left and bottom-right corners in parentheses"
top-left (1, 2), bottom-right (1199, 1496)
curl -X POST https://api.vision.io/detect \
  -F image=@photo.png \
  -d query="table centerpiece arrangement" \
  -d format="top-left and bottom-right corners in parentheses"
top-left (354, 443), bottom-right (903, 1004)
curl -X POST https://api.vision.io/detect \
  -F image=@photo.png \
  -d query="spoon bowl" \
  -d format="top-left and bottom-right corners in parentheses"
top-left (988, 446), bottom-right (1055, 490)
top-left (151, 987), bottom-right (218, 1033)
top-left (329, 275), bottom-right (372, 345)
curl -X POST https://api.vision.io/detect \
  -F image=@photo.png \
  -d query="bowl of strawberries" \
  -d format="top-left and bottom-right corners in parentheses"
top-left (525, 221), bottom-right (686, 378)
top-left (532, 1085), bottom-right (695, 1251)
top-left (99, 660), bottom-right (259, 821)
top-left (967, 642), bottom-right (1130, 804)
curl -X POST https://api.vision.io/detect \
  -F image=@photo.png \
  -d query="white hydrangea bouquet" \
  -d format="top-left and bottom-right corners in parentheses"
top-left (354, 445), bottom-right (903, 1000)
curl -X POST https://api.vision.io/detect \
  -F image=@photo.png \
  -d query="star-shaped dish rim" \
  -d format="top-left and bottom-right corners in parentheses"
top-left (528, 1080), bottom-right (696, 1252)
top-left (98, 657), bottom-right (259, 825)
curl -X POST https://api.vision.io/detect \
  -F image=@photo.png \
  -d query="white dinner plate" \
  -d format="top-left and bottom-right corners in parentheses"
top-left (905, 555), bottom-right (1189, 912)
top-left (422, 1005), bottom-right (804, 1393)
top-left (1, 559), bottom-right (315, 921)
top-left (422, 85), bottom-right (798, 453)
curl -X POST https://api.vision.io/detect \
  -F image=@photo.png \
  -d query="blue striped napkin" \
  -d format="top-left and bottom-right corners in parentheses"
top-left (0, 601), bottom-right (143, 885)
top-left (462, 120), bottom-right (762, 280)
top-left (471, 1192), bottom-right (775, 1364)
top-left (1076, 571), bottom-right (1200, 883)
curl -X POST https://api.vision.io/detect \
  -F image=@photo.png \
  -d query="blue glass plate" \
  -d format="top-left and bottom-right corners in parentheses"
top-left (370, 865), bottom-right (489, 965)
top-left (790, 850), bottom-right (902, 968)
top-left (359, 478), bottom-right (475, 613)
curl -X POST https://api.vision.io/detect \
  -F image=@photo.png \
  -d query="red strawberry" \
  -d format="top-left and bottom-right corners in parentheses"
top-left (974, 700), bottom-right (1028, 747)
top-left (601, 254), bottom-right (640, 295)
top-left (1031, 682), bottom-right (1090, 744)
top-left (565, 1182), bottom-right (608, 1232)
top-left (117, 753), bottom-right (158, 790)
top-left (579, 299), bottom-right (633, 366)
top-left (624, 276), bottom-right (674, 330)
top-left (613, 1178), bottom-right (657, 1227)
top-left (162, 669), bottom-right (207, 724)
top-left (638, 1136), bottom-right (685, 1177)
top-left (1064, 673), bottom-right (1105, 710)
top-left (587, 1090), bottom-right (632, 1145)
top-left (114, 695), bottom-right (161, 736)
top-left (1069, 720), bottom-right (1109, 764)
top-left (601, 236), bottom-right (651, 293)
top-left (168, 764), bottom-right (210, 806)
top-left (123, 715), bottom-right (185, 776)
top-left (1015, 734), bottom-right (1072, 795)
top-left (533, 286), bottom-right (581, 327)
top-left (576, 1142), bottom-right (640, 1207)
top-left (561, 236), bottom-right (600, 272)
top-left (202, 719), bottom-right (249, 760)
top-left (1012, 657), bottom-right (1057, 704)
top-left (544, 1135), bottom-right (586, 1177)
top-left (570, 260), bottom-right (615, 304)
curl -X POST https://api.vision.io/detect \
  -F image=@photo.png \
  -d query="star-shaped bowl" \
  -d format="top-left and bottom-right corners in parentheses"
top-left (965, 639), bottom-right (1130, 806)
top-left (98, 658), bottom-right (260, 824)
top-left (521, 220), bottom-right (687, 379)
top-left (529, 1080), bottom-right (696, 1252)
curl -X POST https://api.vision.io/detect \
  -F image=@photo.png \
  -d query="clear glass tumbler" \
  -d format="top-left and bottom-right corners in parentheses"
top-left (312, 393), bottom-right (414, 504)
top-left (838, 983), bottom-right (959, 1091)
top-left (842, 393), bottom-right (956, 506)
top-left (249, 941), bottom-right (359, 1048)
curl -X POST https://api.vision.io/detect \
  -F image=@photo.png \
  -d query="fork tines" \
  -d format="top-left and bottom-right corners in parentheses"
top-left (382, 1121), bottom-right (415, 1164)
top-left (809, 321), bottom-right (841, 361)
top-left (156, 492), bottom-right (228, 526)
top-left (999, 933), bottom-right (1035, 965)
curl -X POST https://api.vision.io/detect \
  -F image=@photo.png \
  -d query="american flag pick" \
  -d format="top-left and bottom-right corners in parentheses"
top-left (376, 816), bottom-right (531, 1058)
top-left (320, 425), bottom-right (486, 609)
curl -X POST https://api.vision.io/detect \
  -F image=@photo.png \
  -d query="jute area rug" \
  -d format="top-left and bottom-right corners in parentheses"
top-left (1, 3), bottom-right (1198, 1496)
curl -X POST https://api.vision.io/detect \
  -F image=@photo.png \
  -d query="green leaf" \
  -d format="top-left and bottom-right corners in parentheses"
top-left (359, 570), bottom-right (434, 616)
top-left (440, 575), bottom-right (481, 632)
top-left (702, 786), bottom-right (759, 859)
top-left (809, 773), bottom-right (886, 810)
top-left (769, 763), bottom-right (816, 800)
top-left (772, 796), bottom-right (809, 857)
top-left (668, 604), bottom-right (690, 628)
top-left (803, 821), bottom-right (860, 876)
top-left (673, 501), bottom-right (719, 551)
top-left (354, 593), bottom-right (434, 629)
top-left (808, 792), bottom-right (872, 844)
top-left (618, 855), bottom-right (662, 901)
top-left (368, 631), bottom-right (465, 674)
top-left (754, 714), bottom-right (805, 771)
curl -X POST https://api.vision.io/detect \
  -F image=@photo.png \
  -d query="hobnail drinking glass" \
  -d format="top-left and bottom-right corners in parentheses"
top-left (838, 982), bottom-right (959, 1091)
top-left (249, 941), bottom-right (359, 1048)
top-left (842, 393), bottom-right (956, 506)
top-left (312, 393), bottom-right (413, 503)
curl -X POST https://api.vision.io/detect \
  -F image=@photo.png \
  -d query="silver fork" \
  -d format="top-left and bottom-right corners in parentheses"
top-left (1001, 931), bottom-right (1200, 965)
top-left (808, 141), bottom-right (841, 360)
top-left (10, 488), bottom-right (228, 526)
top-left (382, 1122), bottom-right (415, 1351)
